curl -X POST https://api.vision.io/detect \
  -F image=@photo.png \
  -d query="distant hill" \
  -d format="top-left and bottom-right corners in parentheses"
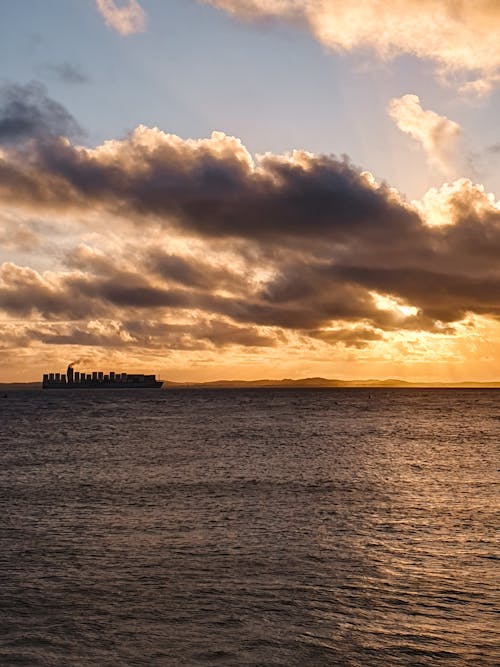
top-left (162, 377), bottom-right (500, 389)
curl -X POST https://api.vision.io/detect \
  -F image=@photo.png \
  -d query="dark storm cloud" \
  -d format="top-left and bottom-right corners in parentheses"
top-left (27, 327), bottom-right (129, 348)
top-left (2, 88), bottom-right (500, 342)
top-left (0, 82), bottom-right (83, 143)
top-left (0, 255), bottom-right (375, 333)
top-left (24, 318), bottom-right (275, 350)
top-left (325, 265), bottom-right (500, 322)
top-left (0, 260), bottom-right (185, 320)
top-left (123, 319), bottom-right (275, 348)
top-left (151, 252), bottom-right (218, 288)
top-left (28, 135), bottom-right (423, 247)
top-left (202, 282), bottom-right (380, 330)
top-left (149, 251), bottom-right (250, 293)
top-left (0, 89), bottom-right (422, 244)
top-left (0, 264), bottom-right (93, 319)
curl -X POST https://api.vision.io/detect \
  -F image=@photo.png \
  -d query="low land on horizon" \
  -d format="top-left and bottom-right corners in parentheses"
top-left (2, 377), bottom-right (500, 390)
top-left (166, 377), bottom-right (500, 388)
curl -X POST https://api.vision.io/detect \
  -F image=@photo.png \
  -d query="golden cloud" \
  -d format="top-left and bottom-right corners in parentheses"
top-left (95, 0), bottom-right (146, 36)
top-left (388, 94), bottom-right (461, 175)
top-left (203, 0), bottom-right (500, 91)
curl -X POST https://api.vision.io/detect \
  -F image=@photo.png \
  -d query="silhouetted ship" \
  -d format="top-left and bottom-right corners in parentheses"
top-left (43, 364), bottom-right (163, 389)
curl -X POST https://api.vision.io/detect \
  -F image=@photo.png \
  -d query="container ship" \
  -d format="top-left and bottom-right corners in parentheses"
top-left (43, 364), bottom-right (163, 389)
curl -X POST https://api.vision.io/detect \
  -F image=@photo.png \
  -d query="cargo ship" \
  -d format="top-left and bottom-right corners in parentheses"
top-left (43, 364), bottom-right (163, 389)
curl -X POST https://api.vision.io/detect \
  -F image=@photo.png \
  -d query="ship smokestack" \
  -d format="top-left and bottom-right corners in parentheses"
top-left (67, 365), bottom-right (74, 383)
top-left (66, 360), bottom-right (80, 383)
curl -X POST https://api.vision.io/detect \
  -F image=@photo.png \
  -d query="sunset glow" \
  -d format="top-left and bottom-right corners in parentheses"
top-left (1, 1), bottom-right (500, 383)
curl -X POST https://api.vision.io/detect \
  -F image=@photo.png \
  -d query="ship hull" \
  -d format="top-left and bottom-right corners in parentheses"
top-left (43, 381), bottom-right (163, 390)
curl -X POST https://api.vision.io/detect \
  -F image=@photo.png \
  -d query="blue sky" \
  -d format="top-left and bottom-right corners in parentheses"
top-left (2, 0), bottom-right (498, 200)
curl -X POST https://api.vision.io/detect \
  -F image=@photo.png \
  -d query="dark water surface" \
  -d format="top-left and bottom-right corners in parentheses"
top-left (0, 389), bottom-right (498, 666)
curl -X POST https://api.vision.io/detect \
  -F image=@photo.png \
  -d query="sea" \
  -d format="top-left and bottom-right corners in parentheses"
top-left (0, 388), bottom-right (498, 666)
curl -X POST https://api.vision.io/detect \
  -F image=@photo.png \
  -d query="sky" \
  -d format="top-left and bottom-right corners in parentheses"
top-left (1, 0), bottom-right (500, 383)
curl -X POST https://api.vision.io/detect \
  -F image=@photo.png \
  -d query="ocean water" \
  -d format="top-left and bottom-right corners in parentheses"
top-left (0, 388), bottom-right (498, 666)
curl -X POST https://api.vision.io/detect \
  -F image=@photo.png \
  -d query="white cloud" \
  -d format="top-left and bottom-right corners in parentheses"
top-left (388, 94), bottom-right (461, 175)
top-left (203, 0), bottom-right (500, 92)
top-left (95, 0), bottom-right (146, 36)
top-left (414, 178), bottom-right (500, 228)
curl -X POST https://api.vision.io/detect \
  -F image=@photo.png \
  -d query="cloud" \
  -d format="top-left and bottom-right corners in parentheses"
top-left (42, 62), bottom-right (89, 85)
top-left (148, 250), bottom-right (251, 293)
top-left (95, 0), bottom-right (146, 35)
top-left (0, 122), bottom-right (421, 245)
top-left (202, 1), bottom-right (500, 91)
top-left (0, 210), bottom-right (40, 251)
top-left (24, 318), bottom-right (275, 350)
top-left (0, 82), bottom-right (83, 144)
top-left (388, 94), bottom-right (461, 175)
top-left (1, 87), bottom-right (500, 376)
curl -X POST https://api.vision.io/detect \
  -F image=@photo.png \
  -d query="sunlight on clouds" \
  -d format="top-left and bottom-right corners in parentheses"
top-left (388, 94), bottom-right (461, 176)
top-left (203, 1), bottom-right (500, 93)
top-left (81, 126), bottom-right (255, 174)
top-left (87, 319), bottom-right (136, 342)
top-left (387, 314), bottom-right (497, 367)
top-left (416, 179), bottom-right (500, 227)
top-left (371, 292), bottom-right (419, 319)
top-left (95, 0), bottom-right (146, 36)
